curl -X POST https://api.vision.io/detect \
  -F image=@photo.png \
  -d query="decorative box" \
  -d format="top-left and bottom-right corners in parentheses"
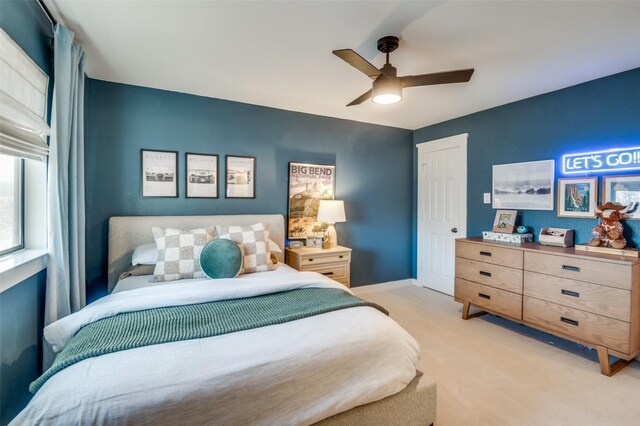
top-left (482, 231), bottom-right (534, 244)
top-left (538, 228), bottom-right (574, 247)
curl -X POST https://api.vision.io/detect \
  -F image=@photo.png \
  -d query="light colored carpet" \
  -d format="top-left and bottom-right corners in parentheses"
top-left (353, 281), bottom-right (640, 426)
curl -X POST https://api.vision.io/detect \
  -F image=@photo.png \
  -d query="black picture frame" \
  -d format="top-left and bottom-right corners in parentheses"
top-left (140, 149), bottom-right (179, 198)
top-left (185, 152), bottom-right (219, 199)
top-left (225, 155), bottom-right (256, 199)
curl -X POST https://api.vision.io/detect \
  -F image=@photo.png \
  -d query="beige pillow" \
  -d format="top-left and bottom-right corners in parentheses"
top-left (214, 223), bottom-right (276, 274)
top-left (151, 227), bottom-right (209, 282)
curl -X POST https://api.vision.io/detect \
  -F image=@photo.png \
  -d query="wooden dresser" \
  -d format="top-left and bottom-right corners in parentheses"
top-left (455, 237), bottom-right (640, 376)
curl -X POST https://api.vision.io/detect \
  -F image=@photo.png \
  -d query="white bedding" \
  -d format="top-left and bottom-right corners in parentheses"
top-left (12, 266), bottom-right (420, 426)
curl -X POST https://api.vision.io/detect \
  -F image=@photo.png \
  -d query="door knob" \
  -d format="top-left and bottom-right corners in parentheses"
top-left (451, 228), bottom-right (458, 233)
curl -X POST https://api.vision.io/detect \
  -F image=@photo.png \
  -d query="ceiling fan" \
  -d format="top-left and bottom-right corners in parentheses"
top-left (333, 36), bottom-right (474, 106)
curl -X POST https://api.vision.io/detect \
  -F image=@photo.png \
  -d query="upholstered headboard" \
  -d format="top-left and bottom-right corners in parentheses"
top-left (108, 214), bottom-right (285, 293)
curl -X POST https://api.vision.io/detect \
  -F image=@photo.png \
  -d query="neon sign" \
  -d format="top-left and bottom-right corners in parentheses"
top-left (562, 147), bottom-right (640, 174)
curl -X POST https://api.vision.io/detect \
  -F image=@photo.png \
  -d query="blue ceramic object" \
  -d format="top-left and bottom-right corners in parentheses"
top-left (516, 226), bottom-right (528, 234)
top-left (200, 239), bottom-right (243, 279)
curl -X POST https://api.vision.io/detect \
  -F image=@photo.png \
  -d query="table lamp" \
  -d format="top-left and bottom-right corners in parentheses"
top-left (317, 200), bottom-right (346, 249)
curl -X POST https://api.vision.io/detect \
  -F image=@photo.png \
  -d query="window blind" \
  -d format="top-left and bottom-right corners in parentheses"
top-left (0, 28), bottom-right (50, 162)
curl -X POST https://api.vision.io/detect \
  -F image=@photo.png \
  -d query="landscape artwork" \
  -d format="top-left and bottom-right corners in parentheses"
top-left (493, 159), bottom-right (555, 210)
top-left (287, 162), bottom-right (335, 239)
top-left (557, 177), bottom-right (597, 218)
top-left (603, 175), bottom-right (640, 220)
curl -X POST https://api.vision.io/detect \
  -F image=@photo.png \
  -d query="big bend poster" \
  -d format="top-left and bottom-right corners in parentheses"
top-left (287, 162), bottom-right (336, 239)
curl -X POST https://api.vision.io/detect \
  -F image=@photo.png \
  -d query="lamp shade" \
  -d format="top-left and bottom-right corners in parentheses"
top-left (317, 200), bottom-right (346, 223)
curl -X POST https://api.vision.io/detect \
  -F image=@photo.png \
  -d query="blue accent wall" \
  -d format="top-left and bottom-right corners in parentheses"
top-left (0, 270), bottom-right (46, 425)
top-left (85, 79), bottom-right (414, 297)
top-left (412, 67), bottom-right (640, 276)
top-left (0, 1), bottom-right (52, 423)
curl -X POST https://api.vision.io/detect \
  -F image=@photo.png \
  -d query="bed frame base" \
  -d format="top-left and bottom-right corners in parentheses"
top-left (315, 372), bottom-right (437, 425)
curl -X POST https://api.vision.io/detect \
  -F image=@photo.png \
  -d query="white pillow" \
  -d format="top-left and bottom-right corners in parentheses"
top-left (268, 238), bottom-right (282, 253)
top-left (208, 226), bottom-right (281, 254)
top-left (131, 243), bottom-right (159, 265)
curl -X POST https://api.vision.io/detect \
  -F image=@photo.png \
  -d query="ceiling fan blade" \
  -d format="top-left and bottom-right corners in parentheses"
top-left (401, 68), bottom-right (474, 88)
top-left (333, 49), bottom-right (381, 80)
top-left (346, 90), bottom-right (372, 106)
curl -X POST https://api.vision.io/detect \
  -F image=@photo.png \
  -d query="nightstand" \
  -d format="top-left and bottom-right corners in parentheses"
top-left (285, 245), bottom-right (351, 287)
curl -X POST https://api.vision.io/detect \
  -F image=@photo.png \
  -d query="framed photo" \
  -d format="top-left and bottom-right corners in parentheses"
top-left (186, 153), bottom-right (218, 198)
top-left (306, 235), bottom-right (323, 248)
top-left (225, 155), bottom-right (255, 198)
top-left (492, 210), bottom-right (517, 233)
top-left (603, 174), bottom-right (640, 220)
top-left (287, 162), bottom-right (336, 239)
top-left (493, 159), bottom-right (555, 210)
top-left (557, 177), bottom-right (597, 218)
top-left (141, 149), bottom-right (178, 197)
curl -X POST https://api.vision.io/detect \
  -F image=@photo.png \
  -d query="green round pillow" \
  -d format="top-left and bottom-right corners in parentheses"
top-left (200, 239), bottom-right (243, 279)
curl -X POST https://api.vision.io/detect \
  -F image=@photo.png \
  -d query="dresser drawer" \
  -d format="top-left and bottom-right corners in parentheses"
top-left (456, 241), bottom-right (523, 269)
top-left (456, 257), bottom-right (523, 294)
top-left (455, 278), bottom-right (522, 320)
top-left (524, 271), bottom-right (631, 321)
top-left (301, 252), bottom-right (350, 266)
top-left (524, 252), bottom-right (631, 289)
top-left (523, 296), bottom-right (630, 353)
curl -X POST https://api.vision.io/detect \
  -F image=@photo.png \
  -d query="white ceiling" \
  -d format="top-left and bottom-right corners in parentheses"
top-left (46, 0), bottom-right (640, 130)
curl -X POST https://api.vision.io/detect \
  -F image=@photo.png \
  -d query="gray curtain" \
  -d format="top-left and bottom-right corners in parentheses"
top-left (46, 23), bottom-right (86, 326)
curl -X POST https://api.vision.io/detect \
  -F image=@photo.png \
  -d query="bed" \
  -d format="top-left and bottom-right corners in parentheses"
top-left (12, 214), bottom-right (436, 425)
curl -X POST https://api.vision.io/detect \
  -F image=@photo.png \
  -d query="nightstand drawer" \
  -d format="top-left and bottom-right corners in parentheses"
top-left (301, 252), bottom-right (350, 266)
top-left (455, 278), bottom-right (522, 320)
top-left (305, 264), bottom-right (349, 284)
top-left (524, 296), bottom-right (630, 353)
top-left (455, 257), bottom-right (523, 294)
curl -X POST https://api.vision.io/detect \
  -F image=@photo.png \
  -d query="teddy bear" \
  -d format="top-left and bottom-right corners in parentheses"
top-left (588, 202), bottom-right (635, 249)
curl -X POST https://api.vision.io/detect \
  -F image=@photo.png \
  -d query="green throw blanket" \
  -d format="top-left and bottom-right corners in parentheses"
top-left (31, 287), bottom-right (387, 393)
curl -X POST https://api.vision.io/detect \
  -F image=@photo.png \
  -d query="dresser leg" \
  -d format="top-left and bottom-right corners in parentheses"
top-left (461, 301), bottom-right (488, 320)
top-left (462, 301), bottom-right (471, 320)
top-left (596, 345), bottom-right (630, 376)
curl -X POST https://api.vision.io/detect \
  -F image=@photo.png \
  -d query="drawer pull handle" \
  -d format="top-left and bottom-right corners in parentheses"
top-left (339, 255), bottom-right (344, 259)
top-left (561, 289), bottom-right (580, 298)
top-left (479, 271), bottom-right (492, 277)
top-left (561, 317), bottom-right (579, 326)
top-left (322, 272), bottom-right (334, 276)
top-left (562, 265), bottom-right (580, 272)
top-left (478, 293), bottom-right (491, 300)
top-left (308, 258), bottom-right (314, 262)
top-left (480, 251), bottom-right (492, 257)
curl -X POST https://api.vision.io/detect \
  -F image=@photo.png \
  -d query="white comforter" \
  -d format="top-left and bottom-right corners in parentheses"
top-left (12, 266), bottom-right (420, 426)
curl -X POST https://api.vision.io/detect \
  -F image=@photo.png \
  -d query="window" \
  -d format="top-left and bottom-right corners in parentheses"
top-left (0, 153), bottom-right (24, 255)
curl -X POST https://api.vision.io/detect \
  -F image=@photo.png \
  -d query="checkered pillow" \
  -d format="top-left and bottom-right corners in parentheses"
top-left (213, 223), bottom-right (276, 274)
top-left (150, 227), bottom-right (210, 282)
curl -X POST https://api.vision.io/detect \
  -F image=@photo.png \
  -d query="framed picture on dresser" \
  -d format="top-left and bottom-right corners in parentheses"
top-left (186, 153), bottom-right (218, 198)
top-left (141, 149), bottom-right (178, 197)
top-left (602, 174), bottom-right (640, 219)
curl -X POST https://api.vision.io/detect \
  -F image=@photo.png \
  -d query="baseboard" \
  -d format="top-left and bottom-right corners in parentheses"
top-left (352, 278), bottom-right (417, 291)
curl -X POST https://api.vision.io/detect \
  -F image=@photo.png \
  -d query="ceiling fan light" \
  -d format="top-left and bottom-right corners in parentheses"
top-left (372, 93), bottom-right (402, 104)
top-left (372, 77), bottom-right (402, 104)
